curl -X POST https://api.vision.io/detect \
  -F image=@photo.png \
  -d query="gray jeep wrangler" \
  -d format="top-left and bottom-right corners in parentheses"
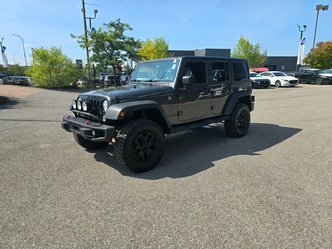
top-left (62, 56), bottom-right (255, 172)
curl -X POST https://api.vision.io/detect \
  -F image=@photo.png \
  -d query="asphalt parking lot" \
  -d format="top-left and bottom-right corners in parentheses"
top-left (0, 85), bottom-right (331, 248)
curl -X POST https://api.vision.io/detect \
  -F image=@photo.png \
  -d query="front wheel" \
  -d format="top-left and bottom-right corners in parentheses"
top-left (114, 119), bottom-right (165, 173)
top-left (316, 78), bottom-right (323, 85)
top-left (73, 133), bottom-right (109, 150)
top-left (275, 80), bottom-right (281, 87)
top-left (224, 103), bottom-right (251, 138)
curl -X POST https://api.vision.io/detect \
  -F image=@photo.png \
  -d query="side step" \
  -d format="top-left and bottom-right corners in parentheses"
top-left (169, 115), bottom-right (229, 134)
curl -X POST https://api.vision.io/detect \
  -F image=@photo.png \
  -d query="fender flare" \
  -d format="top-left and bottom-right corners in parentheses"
top-left (104, 100), bottom-right (172, 128)
top-left (222, 91), bottom-right (253, 116)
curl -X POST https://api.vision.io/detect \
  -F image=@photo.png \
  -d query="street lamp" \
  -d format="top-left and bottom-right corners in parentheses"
top-left (12, 33), bottom-right (28, 66)
top-left (296, 24), bottom-right (307, 71)
top-left (297, 24), bottom-right (307, 40)
top-left (81, 0), bottom-right (98, 88)
top-left (87, 9), bottom-right (98, 31)
top-left (312, 4), bottom-right (329, 50)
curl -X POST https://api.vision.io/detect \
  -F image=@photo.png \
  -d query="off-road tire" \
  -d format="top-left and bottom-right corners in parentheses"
top-left (114, 119), bottom-right (165, 173)
top-left (224, 103), bottom-right (250, 138)
top-left (73, 133), bottom-right (109, 150)
top-left (275, 80), bottom-right (281, 87)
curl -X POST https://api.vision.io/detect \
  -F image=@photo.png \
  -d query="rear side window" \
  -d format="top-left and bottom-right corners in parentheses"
top-left (211, 62), bottom-right (230, 82)
top-left (232, 62), bottom-right (248, 81)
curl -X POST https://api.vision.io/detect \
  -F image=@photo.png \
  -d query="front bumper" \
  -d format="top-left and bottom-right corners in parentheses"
top-left (321, 78), bottom-right (332, 84)
top-left (281, 81), bottom-right (298, 87)
top-left (61, 115), bottom-right (115, 142)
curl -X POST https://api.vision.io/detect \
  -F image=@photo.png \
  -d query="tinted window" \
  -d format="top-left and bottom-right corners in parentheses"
top-left (183, 62), bottom-right (206, 83)
top-left (274, 72), bottom-right (287, 77)
top-left (232, 62), bottom-right (248, 81)
top-left (211, 62), bottom-right (230, 82)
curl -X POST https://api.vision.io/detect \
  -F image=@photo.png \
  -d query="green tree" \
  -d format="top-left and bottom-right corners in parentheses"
top-left (232, 36), bottom-right (267, 68)
top-left (138, 37), bottom-right (172, 60)
top-left (72, 18), bottom-right (141, 74)
top-left (303, 40), bottom-right (332, 69)
top-left (7, 64), bottom-right (27, 76)
top-left (28, 47), bottom-right (80, 88)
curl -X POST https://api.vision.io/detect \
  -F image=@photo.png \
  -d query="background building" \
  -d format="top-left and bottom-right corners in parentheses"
top-left (264, 56), bottom-right (297, 72)
top-left (169, 48), bottom-right (297, 73)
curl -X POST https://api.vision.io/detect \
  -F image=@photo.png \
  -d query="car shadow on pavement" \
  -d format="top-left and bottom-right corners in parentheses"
top-left (92, 123), bottom-right (302, 179)
top-left (0, 97), bottom-right (19, 109)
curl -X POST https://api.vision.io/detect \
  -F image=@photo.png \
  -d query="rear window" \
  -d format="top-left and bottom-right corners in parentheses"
top-left (232, 62), bottom-right (248, 81)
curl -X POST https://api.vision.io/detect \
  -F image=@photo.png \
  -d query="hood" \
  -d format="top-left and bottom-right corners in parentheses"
top-left (319, 73), bottom-right (332, 77)
top-left (281, 76), bottom-right (298, 81)
top-left (80, 83), bottom-right (174, 102)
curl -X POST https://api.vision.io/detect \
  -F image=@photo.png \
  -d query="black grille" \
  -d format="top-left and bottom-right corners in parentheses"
top-left (289, 80), bottom-right (298, 84)
top-left (77, 96), bottom-right (107, 121)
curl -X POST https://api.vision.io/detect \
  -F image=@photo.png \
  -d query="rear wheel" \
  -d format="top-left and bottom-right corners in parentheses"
top-left (316, 78), bottom-right (323, 85)
top-left (225, 103), bottom-right (250, 138)
top-left (275, 80), bottom-right (281, 87)
top-left (114, 119), bottom-right (165, 173)
top-left (73, 133), bottom-right (109, 150)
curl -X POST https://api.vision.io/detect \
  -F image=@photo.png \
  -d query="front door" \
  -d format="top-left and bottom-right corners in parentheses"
top-left (177, 61), bottom-right (211, 122)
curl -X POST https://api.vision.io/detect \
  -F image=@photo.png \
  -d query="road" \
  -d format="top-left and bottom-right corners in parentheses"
top-left (0, 85), bottom-right (331, 248)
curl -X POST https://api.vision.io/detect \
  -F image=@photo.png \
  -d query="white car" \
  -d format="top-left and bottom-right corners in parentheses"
top-left (258, 71), bottom-right (298, 87)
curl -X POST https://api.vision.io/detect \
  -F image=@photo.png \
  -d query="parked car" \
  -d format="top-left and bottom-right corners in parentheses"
top-left (0, 76), bottom-right (32, 86)
top-left (249, 72), bottom-right (270, 88)
top-left (258, 71), bottom-right (298, 87)
top-left (77, 77), bottom-right (87, 87)
top-left (295, 68), bottom-right (332, 85)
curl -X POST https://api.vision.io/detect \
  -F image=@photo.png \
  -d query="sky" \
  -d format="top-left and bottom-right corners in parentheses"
top-left (1, 0), bottom-right (331, 65)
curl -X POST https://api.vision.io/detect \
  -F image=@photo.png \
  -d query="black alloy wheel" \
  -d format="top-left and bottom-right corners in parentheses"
top-left (225, 103), bottom-right (250, 138)
top-left (114, 119), bottom-right (165, 173)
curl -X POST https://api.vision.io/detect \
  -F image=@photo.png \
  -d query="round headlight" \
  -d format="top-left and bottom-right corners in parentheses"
top-left (72, 100), bottom-right (77, 109)
top-left (82, 101), bottom-right (88, 111)
top-left (102, 99), bottom-right (109, 112)
top-left (77, 100), bottom-right (82, 110)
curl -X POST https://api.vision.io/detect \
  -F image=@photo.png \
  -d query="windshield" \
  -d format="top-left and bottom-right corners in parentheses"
top-left (130, 59), bottom-right (180, 83)
top-left (273, 72), bottom-right (287, 77)
top-left (320, 69), bottom-right (332, 74)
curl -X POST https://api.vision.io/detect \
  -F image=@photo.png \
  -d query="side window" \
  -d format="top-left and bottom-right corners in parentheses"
top-left (211, 62), bottom-right (230, 83)
top-left (183, 62), bottom-right (206, 84)
top-left (232, 62), bottom-right (248, 81)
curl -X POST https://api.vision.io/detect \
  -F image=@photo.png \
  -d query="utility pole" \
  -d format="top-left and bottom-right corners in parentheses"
top-left (82, 0), bottom-right (91, 86)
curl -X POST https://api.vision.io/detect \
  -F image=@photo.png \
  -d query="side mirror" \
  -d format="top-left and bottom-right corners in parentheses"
top-left (182, 75), bottom-right (196, 85)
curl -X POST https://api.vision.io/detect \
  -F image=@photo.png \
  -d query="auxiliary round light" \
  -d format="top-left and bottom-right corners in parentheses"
top-left (82, 101), bottom-right (88, 111)
top-left (72, 100), bottom-right (77, 109)
top-left (102, 99), bottom-right (109, 112)
top-left (77, 100), bottom-right (82, 110)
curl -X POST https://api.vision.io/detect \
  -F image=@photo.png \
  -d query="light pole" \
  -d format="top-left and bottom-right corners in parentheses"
top-left (81, 0), bottom-right (98, 87)
top-left (296, 25), bottom-right (306, 71)
top-left (311, 4), bottom-right (329, 66)
top-left (297, 24), bottom-right (307, 40)
top-left (13, 52), bottom-right (18, 64)
top-left (12, 33), bottom-right (28, 66)
top-left (312, 4), bottom-right (329, 50)
top-left (87, 9), bottom-right (98, 31)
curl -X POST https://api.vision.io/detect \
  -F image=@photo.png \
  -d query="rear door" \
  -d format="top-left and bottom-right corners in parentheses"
top-left (209, 61), bottom-right (231, 115)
